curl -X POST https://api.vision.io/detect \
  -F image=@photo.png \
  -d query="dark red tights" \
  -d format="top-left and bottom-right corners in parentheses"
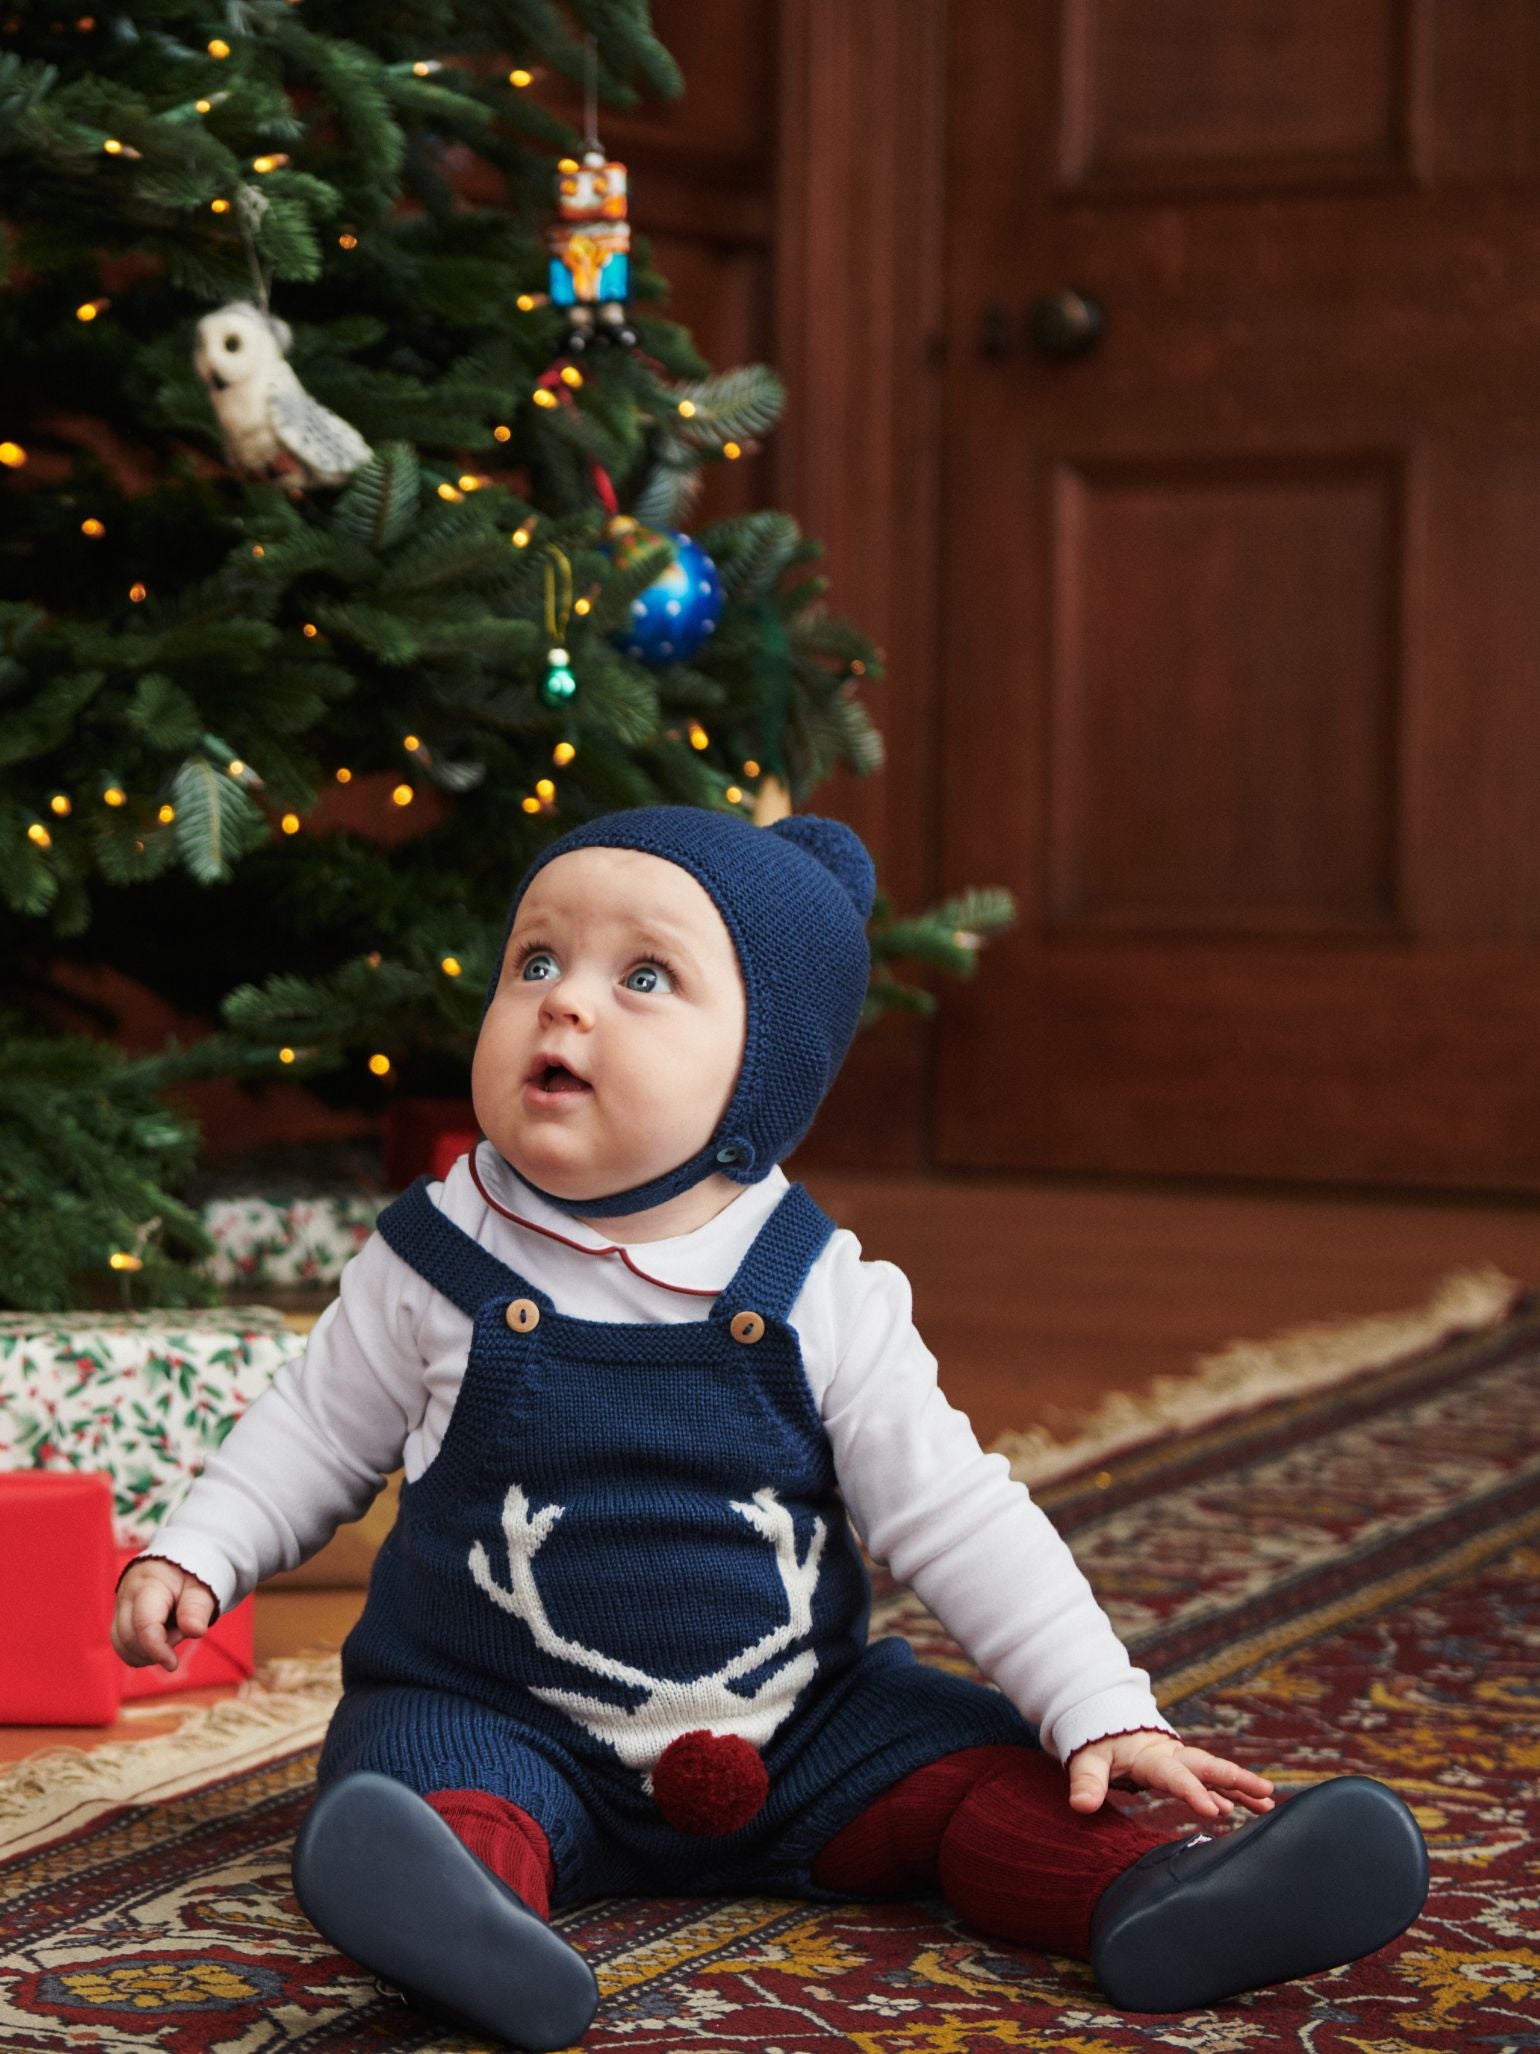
top-left (429, 1744), bottom-right (1165, 1959)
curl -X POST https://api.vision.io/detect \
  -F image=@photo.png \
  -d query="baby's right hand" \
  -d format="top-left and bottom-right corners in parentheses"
top-left (110, 1559), bottom-right (217, 1674)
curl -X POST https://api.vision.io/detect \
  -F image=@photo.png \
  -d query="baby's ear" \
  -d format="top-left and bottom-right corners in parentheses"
top-left (769, 815), bottom-right (876, 922)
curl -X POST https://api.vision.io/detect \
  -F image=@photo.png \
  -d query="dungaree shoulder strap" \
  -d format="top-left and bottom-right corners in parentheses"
top-left (713, 1182), bottom-right (838, 1326)
top-left (375, 1175), bottom-right (550, 1319)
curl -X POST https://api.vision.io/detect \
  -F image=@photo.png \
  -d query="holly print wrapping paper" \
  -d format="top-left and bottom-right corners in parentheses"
top-left (0, 1309), bottom-right (304, 1547)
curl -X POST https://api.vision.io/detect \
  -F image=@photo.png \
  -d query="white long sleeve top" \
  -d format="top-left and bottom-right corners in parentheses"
top-left (134, 1142), bottom-right (1174, 1764)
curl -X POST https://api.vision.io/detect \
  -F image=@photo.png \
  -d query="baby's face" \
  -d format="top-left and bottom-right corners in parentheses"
top-left (474, 847), bottom-right (748, 1207)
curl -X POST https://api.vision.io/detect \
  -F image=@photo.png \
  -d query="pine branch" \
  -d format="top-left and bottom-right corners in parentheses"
top-left (629, 459), bottom-right (704, 530)
top-left (169, 757), bottom-right (268, 884)
top-left (699, 512), bottom-right (804, 604)
top-left (269, 19), bottom-right (406, 202)
top-left (0, 1017), bottom-right (219, 1312)
top-left (664, 365), bottom-right (786, 447)
top-left (332, 444), bottom-right (421, 551)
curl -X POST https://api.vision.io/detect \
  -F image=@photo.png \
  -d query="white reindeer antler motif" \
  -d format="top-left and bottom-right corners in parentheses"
top-left (468, 1482), bottom-right (826, 1776)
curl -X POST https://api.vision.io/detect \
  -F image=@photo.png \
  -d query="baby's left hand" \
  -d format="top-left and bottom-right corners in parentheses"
top-left (1067, 1730), bottom-right (1275, 1823)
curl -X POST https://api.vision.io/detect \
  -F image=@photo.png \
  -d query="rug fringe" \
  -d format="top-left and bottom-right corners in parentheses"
top-left (991, 1263), bottom-right (1524, 1488)
top-left (0, 1650), bottom-right (341, 1836)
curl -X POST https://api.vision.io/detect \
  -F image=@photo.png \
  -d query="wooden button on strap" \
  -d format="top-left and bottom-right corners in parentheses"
top-left (505, 1297), bottom-right (541, 1332)
top-left (729, 1310), bottom-right (766, 1345)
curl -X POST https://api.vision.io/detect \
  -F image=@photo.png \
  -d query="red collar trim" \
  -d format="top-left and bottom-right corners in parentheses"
top-left (468, 1149), bottom-right (721, 1298)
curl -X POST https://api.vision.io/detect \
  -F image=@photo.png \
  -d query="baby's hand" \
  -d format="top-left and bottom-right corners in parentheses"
top-left (110, 1559), bottom-right (216, 1674)
top-left (1067, 1730), bottom-right (1275, 1824)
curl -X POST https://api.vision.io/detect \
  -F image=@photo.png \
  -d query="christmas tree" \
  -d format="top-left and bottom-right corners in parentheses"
top-left (0, 2), bottom-right (1011, 1311)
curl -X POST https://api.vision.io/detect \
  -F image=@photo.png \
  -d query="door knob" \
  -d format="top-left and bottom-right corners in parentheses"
top-left (1026, 290), bottom-right (1105, 360)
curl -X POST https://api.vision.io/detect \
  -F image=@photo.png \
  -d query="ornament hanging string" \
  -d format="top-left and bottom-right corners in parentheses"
top-left (233, 185), bottom-right (273, 314)
top-left (583, 33), bottom-right (601, 153)
top-left (541, 546), bottom-right (579, 706)
top-left (545, 546), bottom-right (573, 645)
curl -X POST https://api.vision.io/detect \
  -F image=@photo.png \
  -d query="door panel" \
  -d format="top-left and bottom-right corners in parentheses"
top-left (1059, 0), bottom-right (1417, 189)
top-left (1049, 456), bottom-right (1400, 934)
top-left (940, 0), bottom-right (1540, 1191)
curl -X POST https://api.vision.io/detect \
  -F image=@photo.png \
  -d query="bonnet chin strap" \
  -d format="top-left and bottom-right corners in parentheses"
top-left (492, 1121), bottom-right (761, 1221)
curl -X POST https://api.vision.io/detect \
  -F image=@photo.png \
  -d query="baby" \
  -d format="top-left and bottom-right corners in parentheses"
top-left (114, 805), bottom-right (1428, 2048)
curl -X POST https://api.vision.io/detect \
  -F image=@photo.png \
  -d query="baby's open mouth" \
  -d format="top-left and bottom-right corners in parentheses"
top-left (536, 1063), bottom-right (591, 1094)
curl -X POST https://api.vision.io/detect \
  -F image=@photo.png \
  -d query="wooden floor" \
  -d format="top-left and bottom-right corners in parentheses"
top-left (5, 1171), bottom-right (1536, 1770)
top-left (808, 1168), bottom-right (1539, 1445)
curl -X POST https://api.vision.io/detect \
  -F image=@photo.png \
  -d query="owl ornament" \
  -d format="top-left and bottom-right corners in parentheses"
top-left (193, 300), bottom-right (372, 490)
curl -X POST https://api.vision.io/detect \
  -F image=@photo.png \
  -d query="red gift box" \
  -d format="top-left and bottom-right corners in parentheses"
top-left (430, 1128), bottom-right (480, 1182)
top-left (382, 1097), bottom-right (478, 1188)
top-left (0, 1470), bottom-right (254, 1725)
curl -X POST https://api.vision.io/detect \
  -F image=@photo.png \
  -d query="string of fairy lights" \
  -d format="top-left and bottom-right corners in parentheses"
top-left (15, 707), bottom-right (765, 866)
top-left (11, 468), bottom-right (765, 842)
top-left (3, 42), bottom-right (762, 847)
top-left (12, 469), bottom-right (770, 1084)
top-left (11, 490), bottom-right (775, 1090)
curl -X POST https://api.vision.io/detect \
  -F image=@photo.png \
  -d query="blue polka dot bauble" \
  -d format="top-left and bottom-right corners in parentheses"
top-left (608, 522), bottom-right (723, 666)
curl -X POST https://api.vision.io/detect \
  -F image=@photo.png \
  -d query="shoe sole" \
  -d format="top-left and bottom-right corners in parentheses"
top-left (1091, 1775), bottom-right (1429, 2012)
top-left (292, 1771), bottom-right (598, 2050)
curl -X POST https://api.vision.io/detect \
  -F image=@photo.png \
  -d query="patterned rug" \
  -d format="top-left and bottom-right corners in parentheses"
top-left (3, 1287), bottom-right (1538, 2053)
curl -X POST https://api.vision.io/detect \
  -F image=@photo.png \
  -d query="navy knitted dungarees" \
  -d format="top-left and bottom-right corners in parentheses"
top-left (316, 1175), bottom-right (1036, 1907)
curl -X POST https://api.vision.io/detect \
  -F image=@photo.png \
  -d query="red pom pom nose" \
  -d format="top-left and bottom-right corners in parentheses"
top-left (652, 1729), bottom-right (769, 1836)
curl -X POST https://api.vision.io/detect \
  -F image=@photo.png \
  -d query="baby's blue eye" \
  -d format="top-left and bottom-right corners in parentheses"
top-left (624, 962), bottom-right (674, 995)
top-left (520, 951), bottom-right (557, 982)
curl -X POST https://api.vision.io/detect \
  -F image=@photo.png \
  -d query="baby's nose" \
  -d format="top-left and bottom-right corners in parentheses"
top-left (541, 981), bottom-right (594, 1024)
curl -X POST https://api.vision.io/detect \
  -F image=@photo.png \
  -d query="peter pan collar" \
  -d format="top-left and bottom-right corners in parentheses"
top-left (470, 1139), bottom-right (789, 1298)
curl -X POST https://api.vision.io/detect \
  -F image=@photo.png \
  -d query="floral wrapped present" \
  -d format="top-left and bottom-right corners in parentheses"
top-left (0, 1306), bottom-right (305, 1548)
top-left (198, 1192), bottom-right (385, 1291)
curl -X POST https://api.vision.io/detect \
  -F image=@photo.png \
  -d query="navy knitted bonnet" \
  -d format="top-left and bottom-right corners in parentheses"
top-left (483, 805), bottom-right (875, 1216)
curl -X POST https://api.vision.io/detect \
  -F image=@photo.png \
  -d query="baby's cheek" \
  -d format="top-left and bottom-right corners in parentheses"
top-left (470, 1014), bottom-right (517, 1123)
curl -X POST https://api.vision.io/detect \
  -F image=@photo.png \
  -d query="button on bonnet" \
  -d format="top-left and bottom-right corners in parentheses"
top-left (505, 1297), bottom-right (541, 1333)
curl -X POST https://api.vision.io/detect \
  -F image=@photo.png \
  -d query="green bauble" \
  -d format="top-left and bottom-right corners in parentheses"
top-left (541, 647), bottom-right (577, 706)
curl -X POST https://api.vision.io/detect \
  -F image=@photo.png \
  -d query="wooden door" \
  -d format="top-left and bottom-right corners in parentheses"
top-left (938, 0), bottom-right (1540, 1193)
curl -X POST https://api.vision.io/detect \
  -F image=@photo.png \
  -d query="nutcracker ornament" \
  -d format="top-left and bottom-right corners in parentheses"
top-left (547, 151), bottom-right (635, 354)
top-left (546, 37), bottom-right (637, 354)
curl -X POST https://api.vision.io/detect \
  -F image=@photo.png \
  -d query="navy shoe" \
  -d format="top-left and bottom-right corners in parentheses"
top-left (1090, 1774), bottom-right (1429, 2013)
top-left (292, 1771), bottom-right (598, 2051)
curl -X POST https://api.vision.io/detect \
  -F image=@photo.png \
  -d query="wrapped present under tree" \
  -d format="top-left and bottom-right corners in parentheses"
top-left (0, 1306), bottom-right (302, 1547)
